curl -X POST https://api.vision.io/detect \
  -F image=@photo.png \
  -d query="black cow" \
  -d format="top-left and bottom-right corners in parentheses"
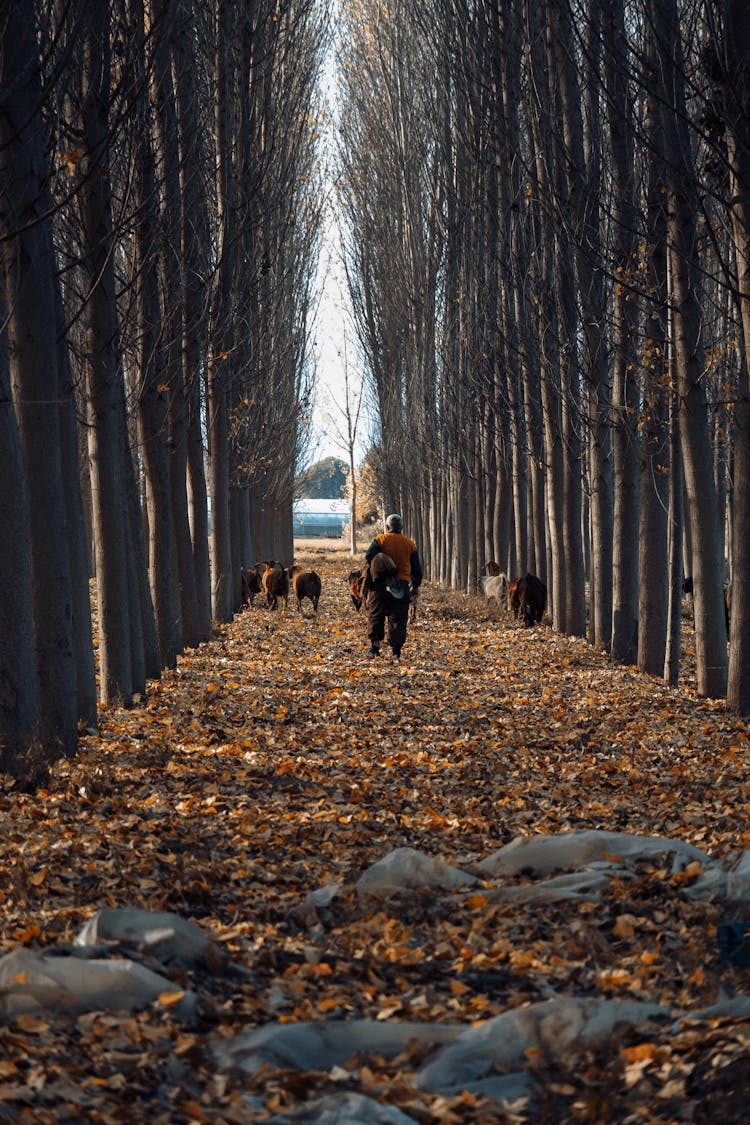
top-left (517, 573), bottom-right (547, 626)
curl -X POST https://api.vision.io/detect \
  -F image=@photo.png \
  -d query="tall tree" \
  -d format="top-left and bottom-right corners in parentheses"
top-left (638, 28), bottom-right (671, 678)
top-left (604, 0), bottom-right (641, 663)
top-left (0, 0), bottom-right (78, 762)
top-left (76, 0), bottom-right (135, 706)
top-left (151, 0), bottom-right (203, 650)
top-left (173, 0), bottom-right (213, 640)
top-left (0, 329), bottom-right (37, 773)
top-left (717, 0), bottom-right (750, 713)
top-left (129, 0), bottom-right (182, 667)
top-left (651, 0), bottom-right (728, 698)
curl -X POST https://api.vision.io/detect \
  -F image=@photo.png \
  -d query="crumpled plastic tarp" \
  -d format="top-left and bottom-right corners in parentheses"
top-left (415, 996), bottom-right (670, 1092)
top-left (356, 847), bottom-right (478, 895)
top-left (74, 905), bottom-right (226, 969)
top-left (476, 829), bottom-right (711, 878)
top-left (268, 1090), bottom-right (421, 1124)
top-left (0, 946), bottom-right (198, 1019)
top-left (212, 1017), bottom-right (463, 1076)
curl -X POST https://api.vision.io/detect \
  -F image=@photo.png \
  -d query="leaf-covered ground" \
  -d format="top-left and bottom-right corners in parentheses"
top-left (2, 543), bottom-right (750, 1122)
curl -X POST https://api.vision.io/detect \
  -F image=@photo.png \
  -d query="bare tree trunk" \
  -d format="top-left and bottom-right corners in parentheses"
top-left (174, 0), bottom-right (212, 639)
top-left (208, 360), bottom-right (232, 621)
top-left (652, 0), bottom-right (727, 698)
top-left (0, 319), bottom-right (37, 771)
top-left (664, 381), bottom-right (684, 687)
top-left (130, 0), bottom-right (181, 667)
top-left (546, 1), bottom-right (585, 637)
top-left (528, 4), bottom-right (564, 623)
top-left (125, 431), bottom-right (159, 688)
top-left (1, 0), bottom-right (78, 762)
top-left (79, 0), bottom-right (134, 707)
top-left (605, 0), bottom-right (640, 664)
top-left (208, 0), bottom-right (237, 623)
top-left (722, 0), bottom-right (750, 713)
top-left (55, 279), bottom-right (98, 728)
top-left (152, 0), bottom-right (202, 649)
top-left (639, 34), bottom-right (671, 677)
top-left (576, 2), bottom-right (613, 650)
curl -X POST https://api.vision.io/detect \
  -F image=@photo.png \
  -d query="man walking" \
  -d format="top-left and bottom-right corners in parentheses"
top-left (364, 513), bottom-right (422, 660)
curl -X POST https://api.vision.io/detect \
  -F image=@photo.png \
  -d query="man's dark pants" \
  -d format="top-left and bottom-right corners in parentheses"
top-left (366, 580), bottom-right (410, 652)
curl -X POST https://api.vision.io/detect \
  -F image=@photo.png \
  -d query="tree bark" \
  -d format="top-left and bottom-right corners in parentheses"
top-left (652, 0), bottom-right (727, 698)
top-left (129, 0), bottom-right (182, 668)
top-left (605, 0), bottom-right (640, 664)
top-left (151, 0), bottom-right (202, 648)
top-left (0, 315), bottom-right (37, 772)
top-left (55, 278), bottom-right (98, 728)
top-left (78, 0), bottom-right (134, 707)
top-left (722, 0), bottom-right (750, 713)
top-left (173, 0), bottom-right (212, 640)
top-left (639, 30), bottom-right (671, 678)
top-left (0, 0), bottom-right (78, 761)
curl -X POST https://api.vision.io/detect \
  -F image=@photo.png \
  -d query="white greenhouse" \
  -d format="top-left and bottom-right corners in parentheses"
top-left (293, 498), bottom-right (349, 538)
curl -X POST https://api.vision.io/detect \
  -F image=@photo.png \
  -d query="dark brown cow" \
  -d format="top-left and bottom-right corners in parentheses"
top-left (241, 567), bottom-right (262, 606)
top-left (517, 572), bottom-right (547, 626)
top-left (290, 566), bottom-right (322, 613)
top-left (348, 569), bottom-right (365, 611)
top-left (507, 576), bottom-right (522, 619)
top-left (262, 563), bottom-right (290, 611)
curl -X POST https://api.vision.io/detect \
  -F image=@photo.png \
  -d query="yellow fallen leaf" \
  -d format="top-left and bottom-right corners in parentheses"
top-left (612, 914), bottom-right (636, 939)
top-left (157, 991), bottom-right (186, 1007)
top-left (465, 894), bottom-right (488, 910)
top-left (179, 1102), bottom-right (205, 1121)
top-left (621, 1042), bottom-right (660, 1064)
top-left (15, 1014), bottom-right (50, 1034)
top-left (309, 962), bottom-right (332, 976)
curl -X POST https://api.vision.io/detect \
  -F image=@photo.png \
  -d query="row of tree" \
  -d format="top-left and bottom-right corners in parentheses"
top-left (337, 0), bottom-right (750, 713)
top-left (0, 0), bottom-right (329, 778)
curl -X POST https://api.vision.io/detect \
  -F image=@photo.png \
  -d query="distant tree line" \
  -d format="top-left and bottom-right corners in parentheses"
top-left (295, 457), bottom-right (348, 499)
top-left (0, 0), bottom-right (330, 778)
top-left (337, 0), bottom-right (750, 714)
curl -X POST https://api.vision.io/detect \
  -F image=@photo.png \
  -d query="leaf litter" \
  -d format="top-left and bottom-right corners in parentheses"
top-left (1, 544), bottom-right (749, 1122)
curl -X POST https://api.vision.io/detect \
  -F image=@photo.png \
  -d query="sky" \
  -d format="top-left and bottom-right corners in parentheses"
top-left (306, 19), bottom-right (370, 468)
top-left (310, 232), bottom-right (353, 461)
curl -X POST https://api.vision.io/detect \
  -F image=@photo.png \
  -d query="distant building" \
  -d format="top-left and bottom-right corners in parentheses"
top-left (293, 498), bottom-right (349, 538)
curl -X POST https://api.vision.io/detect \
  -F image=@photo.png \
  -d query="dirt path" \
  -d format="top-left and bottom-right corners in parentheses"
top-left (1, 546), bottom-right (749, 1121)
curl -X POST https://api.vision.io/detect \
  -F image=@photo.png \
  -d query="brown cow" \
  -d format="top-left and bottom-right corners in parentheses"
top-left (241, 567), bottom-right (262, 606)
top-left (507, 576), bottom-right (522, 619)
top-left (408, 586), bottom-right (419, 622)
top-left (517, 572), bottom-right (547, 626)
top-left (262, 563), bottom-right (289, 611)
top-left (348, 569), bottom-right (365, 611)
top-left (290, 566), bottom-right (322, 613)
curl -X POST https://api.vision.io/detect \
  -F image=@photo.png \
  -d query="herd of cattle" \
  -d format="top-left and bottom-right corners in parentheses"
top-left (241, 561), bottom-right (322, 613)
top-left (241, 557), bottom-right (548, 626)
